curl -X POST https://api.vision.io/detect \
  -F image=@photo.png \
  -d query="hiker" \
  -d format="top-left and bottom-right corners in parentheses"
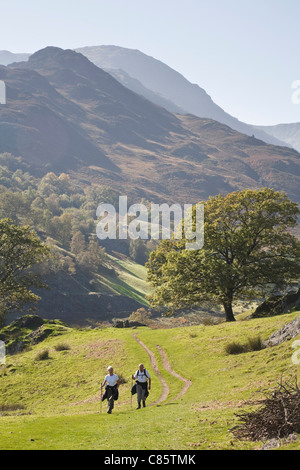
top-left (101, 366), bottom-right (121, 414)
top-left (132, 363), bottom-right (151, 409)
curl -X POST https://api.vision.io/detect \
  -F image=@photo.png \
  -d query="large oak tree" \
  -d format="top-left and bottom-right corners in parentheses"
top-left (146, 189), bottom-right (300, 322)
top-left (0, 219), bottom-right (49, 326)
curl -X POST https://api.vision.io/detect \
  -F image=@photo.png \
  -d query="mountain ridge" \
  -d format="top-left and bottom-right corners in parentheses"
top-left (0, 46), bottom-right (299, 206)
top-left (0, 50), bottom-right (30, 66)
top-left (75, 45), bottom-right (289, 148)
top-left (256, 122), bottom-right (300, 153)
top-left (1, 46), bottom-right (291, 149)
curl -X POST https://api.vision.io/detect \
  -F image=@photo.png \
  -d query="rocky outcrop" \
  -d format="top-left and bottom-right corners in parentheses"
top-left (113, 320), bottom-right (146, 329)
top-left (264, 315), bottom-right (300, 347)
top-left (252, 289), bottom-right (300, 319)
top-left (0, 315), bottom-right (69, 355)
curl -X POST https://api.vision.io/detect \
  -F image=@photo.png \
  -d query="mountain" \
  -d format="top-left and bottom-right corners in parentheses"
top-left (76, 45), bottom-right (288, 148)
top-left (0, 61), bottom-right (115, 173)
top-left (256, 122), bottom-right (300, 153)
top-left (1, 46), bottom-right (289, 148)
top-left (0, 50), bottom-right (30, 66)
top-left (107, 68), bottom-right (185, 114)
top-left (0, 46), bottom-right (299, 206)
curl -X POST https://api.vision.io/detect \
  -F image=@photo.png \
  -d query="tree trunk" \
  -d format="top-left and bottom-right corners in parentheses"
top-left (223, 301), bottom-right (236, 322)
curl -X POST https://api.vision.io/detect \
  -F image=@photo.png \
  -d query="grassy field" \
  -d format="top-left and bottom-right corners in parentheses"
top-left (93, 254), bottom-right (152, 306)
top-left (0, 311), bottom-right (300, 450)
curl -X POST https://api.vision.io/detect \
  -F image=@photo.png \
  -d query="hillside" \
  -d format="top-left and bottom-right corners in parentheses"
top-left (0, 47), bottom-right (299, 206)
top-left (0, 311), bottom-right (300, 450)
top-left (256, 122), bottom-right (300, 153)
top-left (1, 46), bottom-right (288, 148)
top-left (32, 253), bottom-right (152, 325)
top-left (76, 45), bottom-right (288, 147)
top-left (0, 51), bottom-right (30, 66)
top-left (0, 153), bottom-right (155, 325)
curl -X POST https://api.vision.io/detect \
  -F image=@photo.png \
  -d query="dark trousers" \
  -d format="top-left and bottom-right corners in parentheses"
top-left (136, 382), bottom-right (147, 404)
top-left (106, 386), bottom-right (116, 412)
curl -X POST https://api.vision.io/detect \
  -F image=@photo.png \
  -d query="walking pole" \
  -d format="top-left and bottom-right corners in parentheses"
top-left (131, 377), bottom-right (133, 409)
top-left (100, 385), bottom-right (103, 414)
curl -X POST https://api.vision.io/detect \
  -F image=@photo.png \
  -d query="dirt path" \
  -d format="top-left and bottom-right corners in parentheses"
top-left (156, 345), bottom-right (192, 400)
top-left (133, 334), bottom-right (169, 405)
top-left (133, 334), bottom-right (192, 405)
top-left (71, 335), bottom-right (192, 409)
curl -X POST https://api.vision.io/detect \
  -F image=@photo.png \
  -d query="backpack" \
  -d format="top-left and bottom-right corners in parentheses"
top-left (137, 368), bottom-right (148, 381)
top-left (131, 369), bottom-right (149, 396)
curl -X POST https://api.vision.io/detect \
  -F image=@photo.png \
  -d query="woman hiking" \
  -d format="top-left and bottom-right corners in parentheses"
top-left (101, 366), bottom-right (121, 414)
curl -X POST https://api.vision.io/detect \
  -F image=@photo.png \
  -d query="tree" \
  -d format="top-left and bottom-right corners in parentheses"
top-left (146, 188), bottom-right (300, 322)
top-left (0, 219), bottom-right (50, 325)
top-left (129, 308), bottom-right (152, 325)
top-left (70, 231), bottom-right (86, 255)
top-left (47, 213), bottom-right (72, 248)
top-left (129, 239), bottom-right (148, 265)
top-left (0, 191), bottom-right (31, 224)
top-left (77, 236), bottom-right (106, 272)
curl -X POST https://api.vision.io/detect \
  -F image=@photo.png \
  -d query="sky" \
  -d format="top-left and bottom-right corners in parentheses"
top-left (0, 0), bottom-right (299, 125)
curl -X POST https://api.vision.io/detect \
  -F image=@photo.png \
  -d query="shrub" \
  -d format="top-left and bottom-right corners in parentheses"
top-left (225, 341), bottom-right (247, 355)
top-left (189, 332), bottom-right (198, 338)
top-left (225, 336), bottom-right (265, 355)
top-left (35, 349), bottom-right (50, 361)
top-left (54, 343), bottom-right (70, 351)
top-left (129, 308), bottom-right (152, 326)
top-left (247, 336), bottom-right (264, 352)
top-left (0, 403), bottom-right (25, 412)
top-left (201, 317), bottom-right (217, 326)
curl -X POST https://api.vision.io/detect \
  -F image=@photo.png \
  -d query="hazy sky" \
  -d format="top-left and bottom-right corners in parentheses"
top-left (0, 0), bottom-right (299, 125)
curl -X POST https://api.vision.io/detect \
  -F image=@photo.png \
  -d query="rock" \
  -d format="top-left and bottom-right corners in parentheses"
top-left (113, 320), bottom-right (146, 328)
top-left (7, 340), bottom-right (27, 355)
top-left (26, 327), bottom-right (54, 345)
top-left (261, 439), bottom-right (280, 450)
top-left (11, 315), bottom-right (45, 329)
top-left (285, 433), bottom-right (299, 444)
top-left (252, 289), bottom-right (300, 319)
top-left (261, 433), bottom-right (299, 449)
top-left (265, 316), bottom-right (300, 347)
top-left (2, 315), bottom-right (66, 355)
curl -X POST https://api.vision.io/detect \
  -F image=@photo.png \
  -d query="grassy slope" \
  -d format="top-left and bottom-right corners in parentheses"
top-left (0, 311), bottom-right (300, 450)
top-left (101, 254), bottom-right (152, 305)
top-left (82, 253), bottom-right (152, 306)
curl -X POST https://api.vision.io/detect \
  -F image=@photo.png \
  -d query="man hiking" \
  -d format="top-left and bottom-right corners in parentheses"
top-left (132, 363), bottom-right (151, 409)
top-left (101, 366), bottom-right (121, 414)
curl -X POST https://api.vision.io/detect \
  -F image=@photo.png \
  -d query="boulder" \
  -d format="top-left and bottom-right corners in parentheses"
top-left (113, 320), bottom-right (146, 329)
top-left (252, 289), bottom-right (300, 319)
top-left (10, 315), bottom-right (45, 329)
top-left (265, 316), bottom-right (300, 347)
top-left (26, 327), bottom-right (54, 345)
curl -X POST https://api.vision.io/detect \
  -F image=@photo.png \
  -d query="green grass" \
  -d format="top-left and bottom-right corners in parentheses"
top-left (0, 311), bottom-right (300, 450)
top-left (95, 254), bottom-right (152, 305)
